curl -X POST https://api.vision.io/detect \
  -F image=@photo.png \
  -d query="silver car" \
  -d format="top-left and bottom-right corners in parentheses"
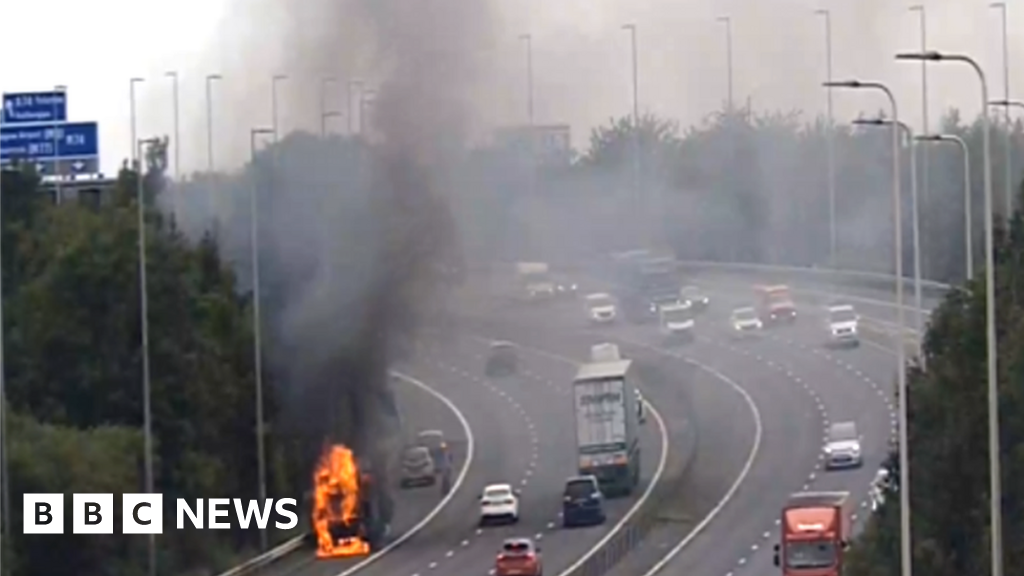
top-left (824, 421), bottom-right (863, 470)
top-left (400, 446), bottom-right (437, 488)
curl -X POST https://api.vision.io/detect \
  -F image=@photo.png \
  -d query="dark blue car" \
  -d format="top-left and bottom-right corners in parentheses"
top-left (561, 475), bottom-right (606, 527)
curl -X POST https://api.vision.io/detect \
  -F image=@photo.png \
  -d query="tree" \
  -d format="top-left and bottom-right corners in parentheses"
top-left (1, 162), bottom-right (292, 575)
top-left (845, 193), bottom-right (1024, 576)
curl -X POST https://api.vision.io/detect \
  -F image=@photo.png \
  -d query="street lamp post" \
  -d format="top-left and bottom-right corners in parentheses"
top-left (824, 78), bottom-right (910, 576)
top-left (165, 72), bottom-right (180, 218)
top-left (137, 135), bottom-right (162, 576)
top-left (716, 16), bottom-right (734, 109)
top-left (909, 5), bottom-right (930, 279)
top-left (990, 98), bottom-right (1023, 211)
top-left (359, 89), bottom-right (377, 137)
top-left (348, 79), bottom-right (363, 135)
top-left (916, 134), bottom-right (973, 279)
top-left (622, 23), bottom-right (642, 245)
top-left (519, 33), bottom-right (535, 198)
top-left (814, 9), bottom-right (836, 269)
top-left (320, 77), bottom-right (337, 137)
top-left (991, 2), bottom-right (1012, 216)
top-left (52, 85), bottom-right (67, 205)
top-left (205, 74), bottom-right (222, 235)
top-left (853, 118), bottom-right (924, 354)
top-left (896, 49), bottom-right (1000, 576)
top-left (271, 75), bottom-right (287, 144)
top-left (205, 74), bottom-right (222, 174)
top-left (249, 127), bottom-right (275, 553)
top-left (129, 78), bottom-right (145, 162)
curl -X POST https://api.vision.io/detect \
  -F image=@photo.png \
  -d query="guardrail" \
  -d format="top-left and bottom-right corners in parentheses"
top-left (674, 260), bottom-right (955, 299)
top-left (213, 535), bottom-right (306, 576)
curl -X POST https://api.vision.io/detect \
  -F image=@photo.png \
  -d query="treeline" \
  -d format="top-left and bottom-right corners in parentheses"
top-left (845, 191), bottom-right (1024, 576)
top-left (445, 107), bottom-right (1024, 286)
top-left (1, 154), bottom-right (301, 575)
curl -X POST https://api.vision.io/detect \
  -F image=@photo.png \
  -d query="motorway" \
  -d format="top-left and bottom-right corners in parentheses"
top-left (258, 270), bottom-right (909, 576)
top-left (455, 275), bottom-right (901, 576)
top-left (265, 312), bottom-right (668, 576)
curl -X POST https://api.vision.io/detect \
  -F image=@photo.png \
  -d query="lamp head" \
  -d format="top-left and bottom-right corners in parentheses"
top-left (823, 80), bottom-right (861, 88)
top-left (852, 118), bottom-right (886, 126)
top-left (895, 50), bottom-right (942, 61)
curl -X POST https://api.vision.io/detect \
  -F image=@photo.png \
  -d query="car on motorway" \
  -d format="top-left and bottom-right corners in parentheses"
top-left (494, 537), bottom-right (543, 576)
top-left (416, 430), bottom-right (452, 472)
top-left (399, 445), bottom-right (436, 488)
top-left (658, 300), bottom-right (695, 345)
top-left (480, 483), bottom-right (520, 526)
top-left (730, 306), bottom-right (763, 337)
top-left (824, 304), bottom-right (860, 348)
top-left (823, 421), bottom-right (863, 470)
top-left (554, 274), bottom-right (579, 298)
top-left (680, 285), bottom-right (710, 312)
top-left (486, 341), bottom-right (519, 376)
top-left (585, 292), bottom-right (617, 324)
top-left (561, 475), bottom-right (606, 527)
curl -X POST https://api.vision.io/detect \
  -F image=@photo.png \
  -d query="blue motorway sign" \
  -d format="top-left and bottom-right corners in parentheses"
top-left (0, 121), bottom-right (98, 163)
top-left (2, 91), bottom-right (67, 125)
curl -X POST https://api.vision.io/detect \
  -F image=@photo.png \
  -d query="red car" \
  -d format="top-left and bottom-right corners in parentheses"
top-left (495, 537), bottom-right (543, 576)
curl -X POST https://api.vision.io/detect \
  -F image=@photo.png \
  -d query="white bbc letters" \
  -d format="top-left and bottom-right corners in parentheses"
top-left (23, 494), bottom-right (63, 534)
top-left (122, 494), bottom-right (163, 534)
top-left (73, 493), bottom-right (114, 534)
top-left (275, 498), bottom-right (298, 529)
top-left (207, 498), bottom-right (231, 529)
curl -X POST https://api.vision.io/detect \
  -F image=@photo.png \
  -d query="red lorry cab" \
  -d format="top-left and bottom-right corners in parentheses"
top-left (773, 491), bottom-right (851, 576)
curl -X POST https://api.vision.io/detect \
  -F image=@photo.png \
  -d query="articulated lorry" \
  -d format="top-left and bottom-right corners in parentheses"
top-left (773, 491), bottom-right (852, 576)
top-left (572, 357), bottom-right (641, 497)
top-left (614, 254), bottom-right (681, 323)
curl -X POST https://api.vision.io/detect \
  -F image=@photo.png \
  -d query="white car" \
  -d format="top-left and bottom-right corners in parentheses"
top-left (585, 293), bottom-right (617, 324)
top-left (730, 306), bottom-right (763, 337)
top-left (825, 304), bottom-right (860, 347)
top-left (824, 421), bottom-right (863, 470)
top-left (479, 483), bottom-right (520, 526)
top-left (659, 300), bottom-right (695, 343)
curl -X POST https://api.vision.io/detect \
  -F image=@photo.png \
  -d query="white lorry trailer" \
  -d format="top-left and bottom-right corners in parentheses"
top-left (516, 262), bottom-right (556, 300)
top-left (572, 359), bottom-right (641, 497)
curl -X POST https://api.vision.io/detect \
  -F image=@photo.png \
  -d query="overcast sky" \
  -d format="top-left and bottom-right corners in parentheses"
top-left (1, 0), bottom-right (1021, 176)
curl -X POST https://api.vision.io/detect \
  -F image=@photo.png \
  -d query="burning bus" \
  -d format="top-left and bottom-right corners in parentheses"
top-left (311, 444), bottom-right (393, 558)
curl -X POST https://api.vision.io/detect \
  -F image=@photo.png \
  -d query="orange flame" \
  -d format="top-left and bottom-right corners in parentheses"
top-left (313, 444), bottom-right (371, 558)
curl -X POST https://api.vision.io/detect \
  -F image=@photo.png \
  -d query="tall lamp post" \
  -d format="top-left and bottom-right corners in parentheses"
top-left (129, 78), bottom-right (145, 162)
top-left (716, 16), bottom-right (734, 109)
top-left (137, 135), bottom-right (162, 576)
top-left (347, 79), bottom-right (363, 136)
top-left (991, 2), bottom-right (1012, 216)
top-left (320, 77), bottom-right (338, 137)
top-left (205, 74), bottom-right (222, 235)
top-left (916, 134), bottom-right (973, 279)
top-left (896, 49), bottom-right (999, 576)
top-left (852, 118), bottom-right (924, 353)
top-left (51, 85), bottom-right (67, 205)
top-left (814, 9), bottom-right (836, 269)
top-left (165, 71), bottom-right (180, 217)
top-left (824, 78), bottom-right (910, 576)
top-left (909, 5), bottom-right (930, 278)
top-left (990, 98), bottom-right (1023, 211)
top-left (249, 127), bottom-right (275, 553)
top-left (519, 33), bottom-right (535, 198)
top-left (622, 23), bottom-right (641, 245)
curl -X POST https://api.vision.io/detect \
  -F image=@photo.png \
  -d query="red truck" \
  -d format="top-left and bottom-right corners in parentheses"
top-left (773, 491), bottom-right (852, 576)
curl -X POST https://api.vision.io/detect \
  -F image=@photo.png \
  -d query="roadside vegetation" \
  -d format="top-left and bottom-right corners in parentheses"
top-left (6, 103), bottom-right (1023, 576)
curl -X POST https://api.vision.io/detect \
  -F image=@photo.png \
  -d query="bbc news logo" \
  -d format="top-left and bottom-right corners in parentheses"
top-left (23, 494), bottom-right (298, 534)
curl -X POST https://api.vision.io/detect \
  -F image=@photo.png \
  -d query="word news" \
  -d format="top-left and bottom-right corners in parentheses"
top-left (23, 494), bottom-right (299, 534)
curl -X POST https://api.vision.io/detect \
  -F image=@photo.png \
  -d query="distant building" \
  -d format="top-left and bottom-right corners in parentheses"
top-left (493, 124), bottom-right (572, 166)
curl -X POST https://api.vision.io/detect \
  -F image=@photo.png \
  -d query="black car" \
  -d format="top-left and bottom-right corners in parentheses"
top-left (680, 286), bottom-right (710, 312)
top-left (485, 341), bottom-right (518, 376)
top-left (561, 475), bottom-right (606, 527)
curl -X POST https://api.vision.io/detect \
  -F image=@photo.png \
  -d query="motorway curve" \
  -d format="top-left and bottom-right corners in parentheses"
top-left (457, 276), bottom-right (900, 576)
top-left (263, 271), bottom-right (907, 576)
